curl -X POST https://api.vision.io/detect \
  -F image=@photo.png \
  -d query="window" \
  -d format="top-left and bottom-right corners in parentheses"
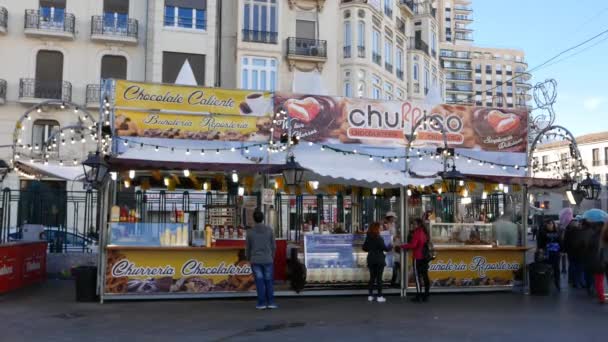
top-left (164, 0), bottom-right (206, 30)
top-left (101, 55), bottom-right (127, 80)
top-left (372, 75), bottom-right (381, 99)
top-left (35, 50), bottom-right (63, 99)
top-left (357, 21), bottom-right (366, 57)
top-left (372, 29), bottom-right (381, 65)
top-left (32, 119), bottom-right (60, 150)
top-left (413, 63), bottom-right (419, 81)
top-left (384, 39), bottom-right (393, 71)
top-left (344, 82), bottom-right (352, 97)
top-left (242, 0), bottom-right (277, 43)
top-left (396, 48), bottom-right (404, 79)
top-left (241, 56), bottom-right (277, 91)
top-left (357, 81), bottom-right (366, 98)
top-left (396, 88), bottom-right (405, 100)
top-left (103, 0), bottom-right (129, 32)
top-left (384, 82), bottom-right (393, 100)
top-left (384, 0), bottom-right (392, 17)
top-left (296, 12), bottom-right (316, 39)
top-left (604, 147), bottom-right (608, 165)
top-left (541, 155), bottom-right (549, 171)
top-left (162, 52), bottom-right (205, 85)
top-left (344, 21), bottom-right (352, 58)
top-left (424, 68), bottom-right (429, 93)
top-left (431, 31), bottom-right (436, 54)
top-left (592, 148), bottom-right (600, 166)
top-left (39, 0), bottom-right (66, 27)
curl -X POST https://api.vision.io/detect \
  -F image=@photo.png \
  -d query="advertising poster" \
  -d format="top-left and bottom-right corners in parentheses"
top-left (273, 93), bottom-right (528, 153)
top-left (105, 248), bottom-right (255, 295)
top-left (114, 109), bottom-right (271, 142)
top-left (407, 249), bottom-right (524, 288)
top-left (114, 80), bottom-right (273, 116)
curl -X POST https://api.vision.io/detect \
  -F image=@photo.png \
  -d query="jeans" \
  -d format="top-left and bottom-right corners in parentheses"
top-left (568, 256), bottom-right (586, 288)
top-left (368, 264), bottom-right (384, 297)
top-left (251, 263), bottom-right (274, 307)
top-left (546, 253), bottom-right (561, 290)
top-left (414, 259), bottom-right (430, 300)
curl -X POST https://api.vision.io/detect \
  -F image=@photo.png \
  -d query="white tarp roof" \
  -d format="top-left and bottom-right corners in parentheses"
top-left (283, 144), bottom-right (437, 188)
top-left (18, 161), bottom-right (85, 181)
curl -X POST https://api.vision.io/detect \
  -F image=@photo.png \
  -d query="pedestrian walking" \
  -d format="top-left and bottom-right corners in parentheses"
top-left (537, 219), bottom-right (563, 291)
top-left (563, 209), bottom-right (586, 288)
top-left (400, 218), bottom-right (431, 302)
top-left (363, 222), bottom-right (391, 303)
top-left (579, 209), bottom-right (607, 302)
top-left (246, 210), bottom-right (277, 310)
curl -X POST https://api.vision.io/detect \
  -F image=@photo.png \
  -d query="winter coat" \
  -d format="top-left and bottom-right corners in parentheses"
top-left (563, 223), bottom-right (579, 257)
top-left (579, 224), bottom-right (604, 274)
top-left (362, 234), bottom-right (390, 267)
top-left (537, 229), bottom-right (562, 255)
top-left (400, 227), bottom-right (428, 261)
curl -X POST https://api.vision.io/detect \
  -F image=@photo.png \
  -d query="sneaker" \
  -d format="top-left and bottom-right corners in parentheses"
top-left (376, 297), bottom-right (386, 303)
top-left (256, 305), bottom-right (267, 310)
top-left (368, 296), bottom-right (374, 302)
top-left (267, 304), bottom-right (279, 309)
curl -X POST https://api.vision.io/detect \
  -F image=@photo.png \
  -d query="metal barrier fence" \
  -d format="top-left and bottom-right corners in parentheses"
top-left (0, 188), bottom-right (98, 253)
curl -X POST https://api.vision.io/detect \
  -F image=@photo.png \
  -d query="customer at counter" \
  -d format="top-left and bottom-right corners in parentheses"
top-left (246, 210), bottom-right (277, 310)
top-left (363, 222), bottom-right (391, 303)
top-left (400, 219), bottom-right (431, 303)
top-left (494, 210), bottom-right (518, 246)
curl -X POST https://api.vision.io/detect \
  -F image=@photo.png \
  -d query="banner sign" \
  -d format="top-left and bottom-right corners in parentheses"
top-left (105, 248), bottom-right (256, 295)
top-left (273, 93), bottom-right (528, 153)
top-left (114, 80), bottom-right (273, 116)
top-left (407, 249), bottom-right (524, 288)
top-left (114, 110), bottom-right (271, 142)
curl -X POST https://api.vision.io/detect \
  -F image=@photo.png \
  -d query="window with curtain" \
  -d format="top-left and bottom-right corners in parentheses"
top-left (39, 0), bottom-right (66, 27)
top-left (343, 21), bottom-right (352, 58)
top-left (413, 63), bottom-right (419, 81)
top-left (164, 0), bottom-right (206, 30)
top-left (344, 82), bottom-right (352, 97)
top-left (357, 21), bottom-right (366, 57)
top-left (241, 56), bottom-right (277, 91)
top-left (242, 0), bottom-right (277, 43)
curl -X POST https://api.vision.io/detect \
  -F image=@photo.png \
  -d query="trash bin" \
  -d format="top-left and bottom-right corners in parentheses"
top-left (74, 266), bottom-right (98, 302)
top-left (529, 262), bottom-right (553, 295)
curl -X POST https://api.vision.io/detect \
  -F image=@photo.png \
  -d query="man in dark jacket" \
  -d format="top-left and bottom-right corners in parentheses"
top-left (578, 211), bottom-right (605, 297)
top-left (246, 210), bottom-right (277, 310)
top-left (563, 219), bottom-right (585, 288)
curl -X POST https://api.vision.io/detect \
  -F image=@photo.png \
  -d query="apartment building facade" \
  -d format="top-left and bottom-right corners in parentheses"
top-left (531, 131), bottom-right (608, 213)
top-left (436, 0), bottom-right (531, 108)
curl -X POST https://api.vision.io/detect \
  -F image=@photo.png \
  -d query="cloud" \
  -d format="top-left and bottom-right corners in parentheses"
top-left (582, 97), bottom-right (605, 111)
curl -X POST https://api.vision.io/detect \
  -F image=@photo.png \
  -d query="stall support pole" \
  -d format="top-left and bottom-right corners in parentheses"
top-left (522, 185), bottom-right (530, 295)
top-left (401, 186), bottom-right (409, 297)
top-left (97, 180), bottom-right (112, 304)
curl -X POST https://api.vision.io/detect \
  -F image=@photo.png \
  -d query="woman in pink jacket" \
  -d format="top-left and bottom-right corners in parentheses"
top-left (400, 218), bottom-right (430, 302)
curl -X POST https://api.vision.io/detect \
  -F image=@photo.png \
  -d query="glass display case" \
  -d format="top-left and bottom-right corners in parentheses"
top-left (109, 222), bottom-right (190, 247)
top-left (303, 233), bottom-right (393, 284)
top-left (430, 223), bottom-right (495, 246)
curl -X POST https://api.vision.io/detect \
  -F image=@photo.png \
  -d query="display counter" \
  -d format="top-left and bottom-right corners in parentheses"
top-left (406, 222), bottom-right (527, 292)
top-left (0, 241), bottom-right (47, 294)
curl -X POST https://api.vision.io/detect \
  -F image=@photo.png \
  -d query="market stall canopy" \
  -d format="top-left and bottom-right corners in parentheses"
top-left (276, 144), bottom-right (437, 189)
top-left (15, 160), bottom-right (85, 180)
top-left (110, 139), bottom-right (278, 173)
top-left (464, 174), bottom-right (569, 189)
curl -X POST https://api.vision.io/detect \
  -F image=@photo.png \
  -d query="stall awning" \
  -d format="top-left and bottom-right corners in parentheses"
top-left (110, 139), bottom-right (278, 173)
top-left (15, 161), bottom-right (84, 180)
top-left (463, 174), bottom-right (569, 189)
top-left (285, 144), bottom-right (437, 188)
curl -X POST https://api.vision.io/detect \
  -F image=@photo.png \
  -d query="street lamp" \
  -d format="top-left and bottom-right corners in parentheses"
top-left (440, 164), bottom-right (465, 193)
top-left (282, 155), bottom-right (306, 188)
top-left (578, 173), bottom-right (602, 200)
top-left (82, 151), bottom-right (109, 189)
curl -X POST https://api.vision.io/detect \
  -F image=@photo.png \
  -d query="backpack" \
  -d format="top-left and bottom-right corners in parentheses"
top-left (422, 232), bottom-right (436, 262)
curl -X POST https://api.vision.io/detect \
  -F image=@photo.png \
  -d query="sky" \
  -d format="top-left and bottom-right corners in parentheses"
top-left (471, 0), bottom-right (608, 137)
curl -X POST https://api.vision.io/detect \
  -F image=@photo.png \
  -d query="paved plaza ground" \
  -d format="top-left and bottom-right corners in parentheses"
top-left (1, 278), bottom-right (607, 342)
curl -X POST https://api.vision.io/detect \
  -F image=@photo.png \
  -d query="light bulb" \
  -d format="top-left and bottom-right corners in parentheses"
top-left (129, 170), bottom-right (135, 179)
top-left (124, 179), bottom-right (131, 188)
top-left (110, 172), bottom-right (117, 181)
top-left (203, 182), bottom-right (209, 191)
top-left (406, 189), bottom-right (412, 196)
top-left (183, 169), bottom-right (190, 177)
top-left (232, 171), bottom-right (238, 183)
top-left (164, 177), bottom-right (170, 186)
top-left (372, 187), bottom-right (378, 195)
top-left (238, 187), bottom-right (245, 196)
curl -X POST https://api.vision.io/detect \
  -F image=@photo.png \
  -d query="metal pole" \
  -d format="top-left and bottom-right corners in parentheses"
top-left (400, 186), bottom-right (408, 297)
top-left (522, 185), bottom-right (529, 295)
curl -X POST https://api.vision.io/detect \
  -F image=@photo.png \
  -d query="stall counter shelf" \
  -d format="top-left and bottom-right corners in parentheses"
top-left (406, 222), bottom-right (528, 293)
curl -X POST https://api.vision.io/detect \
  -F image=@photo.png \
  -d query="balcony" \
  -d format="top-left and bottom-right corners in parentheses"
top-left (446, 74), bottom-right (473, 82)
top-left (372, 53), bottom-right (382, 65)
top-left (454, 15), bottom-right (473, 22)
top-left (408, 38), bottom-right (429, 56)
top-left (24, 9), bottom-right (75, 40)
top-left (18, 78), bottom-right (72, 103)
top-left (514, 72), bottom-right (532, 85)
top-left (242, 30), bottom-right (278, 44)
top-left (286, 37), bottom-right (327, 71)
top-left (86, 84), bottom-right (101, 108)
top-left (396, 69), bottom-right (404, 80)
top-left (443, 62), bottom-right (472, 71)
top-left (455, 33), bottom-right (473, 41)
top-left (399, 0), bottom-right (415, 17)
top-left (0, 79), bottom-right (6, 105)
top-left (0, 7), bottom-right (7, 34)
top-left (357, 46), bottom-right (366, 58)
top-left (385, 62), bottom-right (393, 73)
top-left (446, 86), bottom-right (473, 93)
top-left (91, 15), bottom-right (138, 44)
top-left (343, 45), bottom-right (352, 58)
top-left (454, 5), bottom-right (473, 12)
